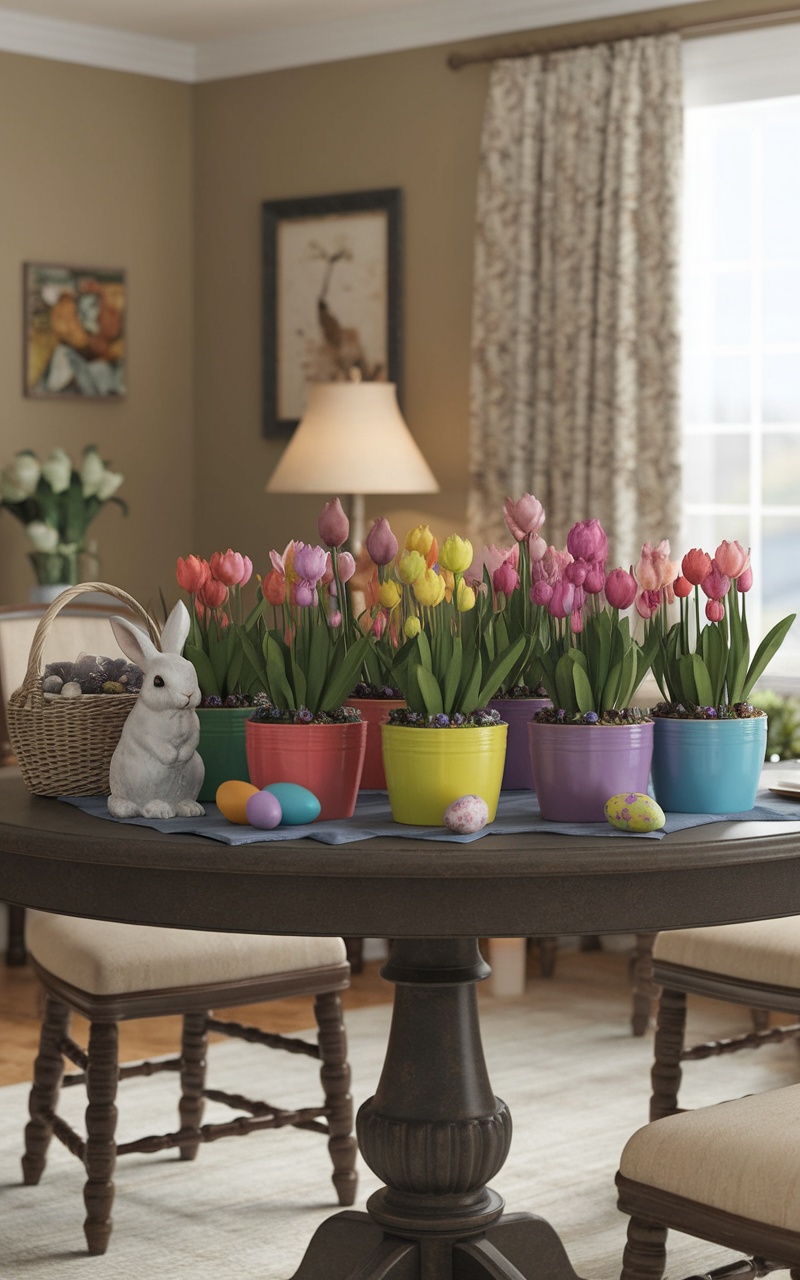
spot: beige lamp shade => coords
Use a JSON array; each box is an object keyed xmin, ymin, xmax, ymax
[{"xmin": 265, "ymin": 383, "xmax": 439, "ymax": 497}]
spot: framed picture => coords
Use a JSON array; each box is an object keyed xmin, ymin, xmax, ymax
[
  {"xmin": 262, "ymin": 188, "xmax": 402, "ymax": 437},
  {"xmin": 23, "ymin": 262, "xmax": 126, "ymax": 400}
]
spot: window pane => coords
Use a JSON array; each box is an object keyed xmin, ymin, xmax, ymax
[
  {"xmin": 763, "ymin": 122, "xmax": 800, "ymax": 259},
  {"xmin": 761, "ymin": 515, "xmax": 800, "ymax": 674},
  {"xmin": 681, "ymin": 512, "xmax": 751, "ymax": 556},
  {"xmin": 713, "ymin": 126, "xmax": 752, "ymax": 261},
  {"xmin": 763, "ymin": 433, "xmax": 800, "ymax": 504},
  {"xmin": 762, "ymin": 267, "xmax": 800, "ymax": 344},
  {"xmin": 714, "ymin": 271, "xmax": 751, "ymax": 345},
  {"xmin": 683, "ymin": 433, "xmax": 750, "ymax": 505},
  {"xmin": 762, "ymin": 353, "xmax": 800, "ymax": 423}
]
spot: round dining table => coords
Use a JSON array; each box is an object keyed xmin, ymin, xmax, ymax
[{"xmin": 3, "ymin": 769, "xmax": 800, "ymax": 1280}]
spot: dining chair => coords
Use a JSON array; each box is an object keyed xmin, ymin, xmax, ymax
[
  {"xmin": 647, "ymin": 918, "xmax": 800, "ymax": 1122},
  {"xmin": 22, "ymin": 909, "xmax": 357, "ymax": 1255},
  {"xmin": 616, "ymin": 1083, "xmax": 800, "ymax": 1280}
]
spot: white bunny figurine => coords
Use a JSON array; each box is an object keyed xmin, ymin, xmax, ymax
[{"xmin": 107, "ymin": 600, "xmax": 205, "ymax": 819}]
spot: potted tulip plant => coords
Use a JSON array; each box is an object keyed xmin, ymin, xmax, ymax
[
  {"xmin": 372, "ymin": 522, "xmax": 526, "ymax": 825},
  {"xmin": 640, "ymin": 539, "xmax": 796, "ymax": 813},
  {"xmin": 175, "ymin": 547, "xmax": 264, "ymax": 801},
  {"xmin": 470, "ymin": 494, "xmax": 552, "ymax": 790},
  {"xmin": 244, "ymin": 502, "xmax": 371, "ymax": 820},
  {"xmin": 527, "ymin": 519, "xmax": 657, "ymax": 822}
]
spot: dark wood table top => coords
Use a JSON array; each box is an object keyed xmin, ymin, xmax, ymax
[{"xmin": 2, "ymin": 772, "xmax": 800, "ymax": 940}]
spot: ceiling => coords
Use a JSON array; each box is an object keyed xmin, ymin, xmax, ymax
[{"xmin": 0, "ymin": 0, "xmax": 709, "ymax": 81}]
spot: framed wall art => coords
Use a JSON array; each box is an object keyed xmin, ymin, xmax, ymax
[
  {"xmin": 261, "ymin": 188, "xmax": 402, "ymax": 437},
  {"xmin": 23, "ymin": 262, "xmax": 126, "ymax": 400}
]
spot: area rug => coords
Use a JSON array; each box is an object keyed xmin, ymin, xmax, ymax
[{"xmin": 1, "ymin": 952, "xmax": 797, "ymax": 1279}]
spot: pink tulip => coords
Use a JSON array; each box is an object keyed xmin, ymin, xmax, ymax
[
  {"xmin": 365, "ymin": 518, "xmax": 398, "ymax": 566},
  {"xmin": 635, "ymin": 589, "xmax": 661, "ymax": 620},
  {"xmin": 737, "ymin": 566, "xmax": 753, "ymax": 592},
  {"xmin": 547, "ymin": 580, "xmax": 575, "ymax": 619},
  {"xmin": 584, "ymin": 564, "xmax": 606, "ymax": 594},
  {"xmin": 293, "ymin": 543, "xmax": 328, "ymax": 586},
  {"xmin": 529, "ymin": 534, "xmax": 547, "ymax": 562},
  {"xmin": 636, "ymin": 540, "xmax": 677, "ymax": 592},
  {"xmin": 532, "ymin": 545, "xmax": 573, "ymax": 587},
  {"xmin": 198, "ymin": 577, "xmax": 228, "ymax": 609},
  {"xmin": 337, "ymin": 551, "xmax": 356, "ymax": 583},
  {"xmin": 493, "ymin": 560, "xmax": 520, "ymax": 596},
  {"xmin": 701, "ymin": 563, "xmax": 731, "ymax": 601},
  {"xmin": 503, "ymin": 494, "xmax": 545, "ymax": 541},
  {"xmin": 566, "ymin": 518, "xmax": 608, "ymax": 566},
  {"xmin": 714, "ymin": 539, "xmax": 749, "ymax": 579},
  {"xmin": 571, "ymin": 610, "xmax": 584, "ymax": 634},
  {"xmin": 318, "ymin": 498, "xmax": 350, "ymax": 548},
  {"xmin": 706, "ymin": 599, "xmax": 725, "ymax": 622},
  {"xmin": 328, "ymin": 610, "xmax": 342, "ymax": 628},
  {"xmin": 209, "ymin": 548, "xmax": 252, "ymax": 587},
  {"xmin": 604, "ymin": 567, "xmax": 637, "ymax": 610},
  {"xmin": 176, "ymin": 554, "xmax": 210, "ymax": 594},
  {"xmin": 565, "ymin": 559, "xmax": 588, "ymax": 586},
  {"xmin": 372, "ymin": 611, "xmax": 387, "ymax": 638},
  {"xmin": 530, "ymin": 581, "xmax": 553, "ymax": 606},
  {"xmin": 673, "ymin": 575, "xmax": 692, "ymax": 598},
  {"xmin": 681, "ymin": 548, "xmax": 712, "ymax": 586}
]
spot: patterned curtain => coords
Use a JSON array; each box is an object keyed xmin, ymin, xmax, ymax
[{"xmin": 468, "ymin": 35, "xmax": 683, "ymax": 567}]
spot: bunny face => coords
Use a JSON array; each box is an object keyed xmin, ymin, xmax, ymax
[{"xmin": 136, "ymin": 650, "xmax": 201, "ymax": 714}]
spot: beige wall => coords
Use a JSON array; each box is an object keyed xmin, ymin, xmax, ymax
[
  {"xmin": 193, "ymin": 43, "xmax": 491, "ymax": 567},
  {"xmin": 0, "ymin": 52, "xmax": 193, "ymax": 613}
]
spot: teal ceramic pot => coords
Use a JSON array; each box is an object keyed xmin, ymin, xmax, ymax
[
  {"xmin": 489, "ymin": 697, "xmax": 550, "ymax": 790},
  {"xmin": 528, "ymin": 721, "xmax": 654, "ymax": 822},
  {"xmin": 196, "ymin": 707, "xmax": 252, "ymax": 803},
  {"xmin": 650, "ymin": 714, "xmax": 767, "ymax": 814}
]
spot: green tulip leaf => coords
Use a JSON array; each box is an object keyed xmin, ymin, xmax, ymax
[
  {"xmin": 742, "ymin": 613, "xmax": 797, "ymax": 700},
  {"xmin": 264, "ymin": 634, "xmax": 296, "ymax": 709},
  {"xmin": 443, "ymin": 638, "xmax": 463, "ymax": 715},
  {"xmin": 416, "ymin": 665, "xmax": 444, "ymax": 716},
  {"xmin": 184, "ymin": 643, "xmax": 219, "ymax": 698},
  {"xmin": 477, "ymin": 634, "xmax": 526, "ymax": 707}
]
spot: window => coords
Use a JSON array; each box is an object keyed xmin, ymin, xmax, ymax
[{"xmin": 681, "ymin": 95, "xmax": 800, "ymax": 686}]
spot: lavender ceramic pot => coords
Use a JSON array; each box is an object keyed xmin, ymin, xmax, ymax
[
  {"xmin": 528, "ymin": 720, "xmax": 654, "ymax": 822},
  {"xmin": 489, "ymin": 697, "xmax": 550, "ymax": 790}
]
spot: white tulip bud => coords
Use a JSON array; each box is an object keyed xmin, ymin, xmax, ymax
[
  {"xmin": 80, "ymin": 445, "xmax": 105, "ymax": 498},
  {"xmin": 1, "ymin": 450, "xmax": 40, "ymax": 501},
  {"xmin": 95, "ymin": 469, "xmax": 124, "ymax": 501},
  {"xmin": 25, "ymin": 520, "xmax": 60, "ymax": 552},
  {"xmin": 41, "ymin": 448, "xmax": 72, "ymax": 495}
]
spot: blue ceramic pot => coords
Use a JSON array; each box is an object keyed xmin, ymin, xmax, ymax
[{"xmin": 650, "ymin": 715, "xmax": 767, "ymax": 814}]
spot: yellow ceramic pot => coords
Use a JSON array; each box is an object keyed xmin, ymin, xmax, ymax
[{"xmin": 381, "ymin": 723, "xmax": 508, "ymax": 826}]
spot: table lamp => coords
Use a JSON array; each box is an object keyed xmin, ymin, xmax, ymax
[{"xmin": 265, "ymin": 382, "xmax": 439, "ymax": 553}]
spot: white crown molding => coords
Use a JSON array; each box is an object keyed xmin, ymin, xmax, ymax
[
  {"xmin": 0, "ymin": 0, "xmax": 691, "ymax": 84},
  {"xmin": 0, "ymin": 5, "xmax": 196, "ymax": 80}
]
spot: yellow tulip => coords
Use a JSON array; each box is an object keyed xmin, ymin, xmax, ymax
[
  {"xmin": 404, "ymin": 616, "xmax": 421, "ymax": 638},
  {"xmin": 457, "ymin": 579, "xmax": 476, "ymax": 612},
  {"xmin": 378, "ymin": 579, "xmax": 402, "ymax": 610},
  {"xmin": 404, "ymin": 524, "xmax": 438, "ymax": 567},
  {"xmin": 439, "ymin": 535, "xmax": 473, "ymax": 575},
  {"xmin": 398, "ymin": 550, "xmax": 426, "ymax": 584},
  {"xmin": 413, "ymin": 568, "xmax": 446, "ymax": 607}
]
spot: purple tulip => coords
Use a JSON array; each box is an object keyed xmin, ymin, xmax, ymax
[
  {"xmin": 530, "ymin": 580, "xmax": 553, "ymax": 606},
  {"xmin": 701, "ymin": 563, "xmax": 731, "ymax": 601},
  {"xmin": 547, "ymin": 580, "xmax": 575, "ymax": 619},
  {"xmin": 318, "ymin": 498, "xmax": 350, "ymax": 549},
  {"xmin": 293, "ymin": 542, "xmax": 328, "ymax": 585},
  {"xmin": 365, "ymin": 517, "xmax": 398, "ymax": 566},
  {"xmin": 566, "ymin": 518, "xmax": 608, "ymax": 566}
]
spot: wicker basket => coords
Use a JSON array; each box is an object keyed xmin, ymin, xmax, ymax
[{"xmin": 7, "ymin": 582, "xmax": 160, "ymax": 797}]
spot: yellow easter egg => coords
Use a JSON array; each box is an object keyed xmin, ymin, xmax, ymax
[
  {"xmin": 604, "ymin": 791, "xmax": 665, "ymax": 833},
  {"xmin": 216, "ymin": 779, "xmax": 259, "ymax": 825}
]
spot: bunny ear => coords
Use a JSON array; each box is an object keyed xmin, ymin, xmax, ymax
[
  {"xmin": 110, "ymin": 615, "xmax": 160, "ymax": 668},
  {"xmin": 159, "ymin": 599, "xmax": 191, "ymax": 655}
]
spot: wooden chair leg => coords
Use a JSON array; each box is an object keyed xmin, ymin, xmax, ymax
[
  {"xmin": 621, "ymin": 1215, "xmax": 668, "ymax": 1280},
  {"xmin": 6, "ymin": 904, "xmax": 27, "ymax": 966},
  {"xmin": 630, "ymin": 932, "xmax": 658, "ymax": 1037},
  {"xmin": 178, "ymin": 1011, "xmax": 208, "ymax": 1162},
  {"xmin": 750, "ymin": 1008, "xmax": 769, "ymax": 1032},
  {"xmin": 22, "ymin": 994, "xmax": 70, "ymax": 1185},
  {"xmin": 315, "ymin": 990, "xmax": 357, "ymax": 1207},
  {"xmin": 650, "ymin": 986, "xmax": 687, "ymax": 1122},
  {"xmin": 83, "ymin": 1020, "xmax": 119, "ymax": 1256}
]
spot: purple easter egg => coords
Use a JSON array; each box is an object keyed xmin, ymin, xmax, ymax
[{"xmin": 245, "ymin": 789, "xmax": 283, "ymax": 830}]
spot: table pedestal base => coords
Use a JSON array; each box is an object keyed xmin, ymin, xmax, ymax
[
  {"xmin": 291, "ymin": 1208, "xmax": 583, "ymax": 1279},
  {"xmin": 290, "ymin": 938, "xmax": 584, "ymax": 1280}
]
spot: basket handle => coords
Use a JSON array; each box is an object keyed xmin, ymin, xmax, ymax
[{"xmin": 10, "ymin": 581, "xmax": 161, "ymax": 705}]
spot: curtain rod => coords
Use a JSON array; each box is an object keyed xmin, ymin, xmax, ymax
[{"xmin": 447, "ymin": 0, "xmax": 800, "ymax": 68}]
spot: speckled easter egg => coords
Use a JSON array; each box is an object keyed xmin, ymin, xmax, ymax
[
  {"xmin": 245, "ymin": 789, "xmax": 283, "ymax": 830},
  {"xmin": 604, "ymin": 792, "xmax": 665, "ymax": 833},
  {"xmin": 443, "ymin": 794, "xmax": 490, "ymax": 834},
  {"xmin": 264, "ymin": 782, "xmax": 321, "ymax": 825},
  {"xmin": 216, "ymin": 780, "xmax": 259, "ymax": 825}
]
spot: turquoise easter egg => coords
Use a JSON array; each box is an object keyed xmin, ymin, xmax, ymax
[
  {"xmin": 604, "ymin": 791, "xmax": 665, "ymax": 833},
  {"xmin": 264, "ymin": 782, "xmax": 321, "ymax": 825},
  {"xmin": 245, "ymin": 789, "xmax": 283, "ymax": 830}
]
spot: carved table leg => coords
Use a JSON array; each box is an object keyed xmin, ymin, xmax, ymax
[
  {"xmin": 291, "ymin": 938, "xmax": 584, "ymax": 1280},
  {"xmin": 629, "ymin": 933, "xmax": 658, "ymax": 1037}
]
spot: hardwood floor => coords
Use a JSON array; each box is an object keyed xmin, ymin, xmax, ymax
[{"xmin": 0, "ymin": 955, "xmax": 395, "ymax": 1088}]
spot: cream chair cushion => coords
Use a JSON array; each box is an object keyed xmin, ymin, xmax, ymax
[
  {"xmin": 26, "ymin": 910, "xmax": 346, "ymax": 995},
  {"xmin": 654, "ymin": 917, "xmax": 800, "ymax": 988},
  {"xmin": 620, "ymin": 1084, "xmax": 800, "ymax": 1229}
]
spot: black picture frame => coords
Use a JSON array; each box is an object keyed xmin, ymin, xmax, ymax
[{"xmin": 261, "ymin": 187, "xmax": 403, "ymax": 438}]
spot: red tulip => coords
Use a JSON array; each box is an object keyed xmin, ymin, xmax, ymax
[
  {"xmin": 673, "ymin": 575, "xmax": 692, "ymax": 598},
  {"xmin": 198, "ymin": 577, "xmax": 228, "ymax": 609},
  {"xmin": 681, "ymin": 548, "xmax": 712, "ymax": 586},
  {"xmin": 262, "ymin": 568, "xmax": 286, "ymax": 606},
  {"xmin": 176, "ymin": 554, "xmax": 210, "ymax": 594}
]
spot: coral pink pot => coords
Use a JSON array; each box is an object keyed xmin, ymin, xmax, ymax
[
  {"xmin": 489, "ymin": 697, "xmax": 550, "ymax": 790},
  {"xmin": 344, "ymin": 698, "xmax": 405, "ymax": 790},
  {"xmin": 245, "ymin": 720, "xmax": 367, "ymax": 821},
  {"xmin": 528, "ymin": 720, "xmax": 654, "ymax": 822}
]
